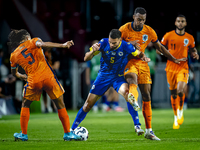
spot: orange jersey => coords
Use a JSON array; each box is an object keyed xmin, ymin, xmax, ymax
[
  {"xmin": 119, "ymin": 22, "xmax": 158, "ymax": 53},
  {"xmin": 10, "ymin": 38, "xmax": 54, "ymax": 83},
  {"xmin": 120, "ymin": 22, "xmax": 158, "ymax": 84},
  {"xmin": 161, "ymin": 30, "xmax": 195, "ymax": 73}
]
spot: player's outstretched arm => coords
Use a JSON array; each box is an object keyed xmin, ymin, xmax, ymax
[
  {"xmin": 154, "ymin": 41, "xmax": 187, "ymax": 64},
  {"xmin": 11, "ymin": 67, "xmax": 27, "ymax": 81},
  {"xmin": 36, "ymin": 39, "xmax": 74, "ymax": 49},
  {"xmin": 84, "ymin": 43, "xmax": 100, "ymax": 61}
]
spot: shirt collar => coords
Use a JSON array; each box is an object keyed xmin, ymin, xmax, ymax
[{"xmin": 131, "ymin": 21, "xmax": 143, "ymax": 31}]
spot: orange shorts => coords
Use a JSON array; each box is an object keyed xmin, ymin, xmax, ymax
[
  {"xmin": 22, "ymin": 76, "xmax": 65, "ymax": 101},
  {"xmin": 166, "ymin": 71, "xmax": 189, "ymax": 90},
  {"xmin": 124, "ymin": 59, "xmax": 152, "ymax": 84}
]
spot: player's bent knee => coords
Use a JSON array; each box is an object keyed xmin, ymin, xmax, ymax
[
  {"xmin": 83, "ymin": 103, "xmax": 92, "ymax": 112},
  {"xmin": 125, "ymin": 73, "xmax": 137, "ymax": 84},
  {"xmin": 22, "ymin": 98, "xmax": 33, "ymax": 108},
  {"xmin": 177, "ymin": 91, "xmax": 184, "ymax": 97},
  {"xmin": 172, "ymin": 94, "xmax": 177, "ymax": 99},
  {"xmin": 141, "ymin": 92, "xmax": 151, "ymax": 101}
]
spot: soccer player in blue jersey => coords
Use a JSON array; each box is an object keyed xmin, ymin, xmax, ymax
[{"xmin": 71, "ymin": 29, "xmax": 150, "ymax": 132}]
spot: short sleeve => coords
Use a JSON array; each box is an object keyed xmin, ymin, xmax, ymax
[
  {"xmin": 119, "ymin": 24, "xmax": 128, "ymax": 40},
  {"xmin": 123, "ymin": 41, "xmax": 139, "ymax": 57},
  {"xmin": 160, "ymin": 33, "xmax": 169, "ymax": 46},
  {"xmin": 10, "ymin": 54, "xmax": 18, "ymax": 69},
  {"xmin": 189, "ymin": 35, "xmax": 195, "ymax": 48},
  {"xmin": 89, "ymin": 39, "xmax": 106, "ymax": 56},
  {"xmin": 32, "ymin": 37, "xmax": 42, "ymax": 48},
  {"xmin": 150, "ymin": 28, "xmax": 158, "ymax": 43}
]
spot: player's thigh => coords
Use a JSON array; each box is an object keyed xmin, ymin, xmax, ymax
[
  {"xmin": 90, "ymin": 74, "xmax": 111, "ymax": 96},
  {"xmin": 124, "ymin": 60, "xmax": 138, "ymax": 84},
  {"xmin": 166, "ymin": 71, "xmax": 177, "ymax": 90},
  {"xmin": 177, "ymin": 72, "xmax": 189, "ymax": 93},
  {"xmin": 118, "ymin": 83, "xmax": 129, "ymax": 98},
  {"xmin": 83, "ymin": 93, "xmax": 101, "ymax": 112},
  {"xmin": 43, "ymin": 76, "xmax": 65, "ymax": 100},
  {"xmin": 137, "ymin": 64, "xmax": 152, "ymax": 84},
  {"xmin": 112, "ymin": 88, "xmax": 119, "ymax": 101},
  {"xmin": 138, "ymin": 84, "xmax": 151, "ymax": 101},
  {"xmin": 23, "ymin": 82, "xmax": 43, "ymax": 101}
]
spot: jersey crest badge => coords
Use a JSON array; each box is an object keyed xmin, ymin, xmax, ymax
[
  {"xmin": 184, "ymin": 39, "xmax": 189, "ymax": 46},
  {"xmin": 125, "ymin": 68, "xmax": 129, "ymax": 72},
  {"xmin": 142, "ymin": 34, "xmax": 148, "ymax": 43},
  {"xmin": 118, "ymin": 52, "xmax": 123, "ymax": 56}
]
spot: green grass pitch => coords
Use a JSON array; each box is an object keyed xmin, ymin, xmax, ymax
[{"xmin": 0, "ymin": 109, "xmax": 200, "ymax": 150}]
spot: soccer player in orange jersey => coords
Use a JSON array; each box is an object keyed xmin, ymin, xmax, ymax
[
  {"xmin": 158, "ymin": 15, "xmax": 199, "ymax": 129},
  {"xmin": 119, "ymin": 7, "xmax": 187, "ymax": 140},
  {"xmin": 9, "ymin": 29, "xmax": 81, "ymax": 141}
]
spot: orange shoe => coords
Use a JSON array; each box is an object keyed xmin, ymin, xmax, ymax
[
  {"xmin": 173, "ymin": 122, "xmax": 180, "ymax": 129},
  {"xmin": 177, "ymin": 115, "xmax": 184, "ymax": 125}
]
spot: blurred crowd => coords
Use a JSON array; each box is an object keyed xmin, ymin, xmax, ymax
[{"xmin": 0, "ymin": 0, "xmax": 200, "ymax": 114}]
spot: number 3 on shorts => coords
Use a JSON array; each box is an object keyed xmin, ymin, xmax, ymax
[{"xmin": 21, "ymin": 48, "xmax": 35, "ymax": 65}]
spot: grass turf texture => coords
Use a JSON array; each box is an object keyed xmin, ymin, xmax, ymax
[{"xmin": 0, "ymin": 109, "xmax": 200, "ymax": 150}]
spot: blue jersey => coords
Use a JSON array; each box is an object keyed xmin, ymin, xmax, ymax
[{"xmin": 96, "ymin": 38, "xmax": 137, "ymax": 76}]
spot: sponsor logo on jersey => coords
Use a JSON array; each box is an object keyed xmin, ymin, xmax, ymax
[{"xmin": 111, "ymin": 51, "xmax": 116, "ymax": 55}]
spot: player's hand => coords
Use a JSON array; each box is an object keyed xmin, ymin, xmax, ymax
[
  {"xmin": 19, "ymin": 74, "xmax": 28, "ymax": 81},
  {"xmin": 92, "ymin": 43, "xmax": 100, "ymax": 52},
  {"xmin": 138, "ymin": 52, "xmax": 151, "ymax": 63},
  {"xmin": 191, "ymin": 52, "xmax": 199, "ymax": 60},
  {"xmin": 142, "ymin": 57, "xmax": 151, "ymax": 63},
  {"xmin": 173, "ymin": 57, "xmax": 187, "ymax": 64},
  {"xmin": 63, "ymin": 40, "xmax": 74, "ymax": 49},
  {"xmin": 129, "ymin": 40, "xmax": 141, "ymax": 50}
]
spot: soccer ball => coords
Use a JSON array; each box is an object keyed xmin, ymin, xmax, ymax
[{"xmin": 74, "ymin": 127, "xmax": 89, "ymax": 141}]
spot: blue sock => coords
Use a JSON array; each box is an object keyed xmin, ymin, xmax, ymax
[
  {"xmin": 127, "ymin": 102, "xmax": 141, "ymax": 126},
  {"xmin": 94, "ymin": 102, "xmax": 98, "ymax": 106},
  {"xmin": 71, "ymin": 107, "xmax": 88, "ymax": 130}
]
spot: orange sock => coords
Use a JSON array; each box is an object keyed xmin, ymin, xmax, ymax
[
  {"xmin": 178, "ymin": 94, "xmax": 185, "ymax": 110},
  {"xmin": 20, "ymin": 107, "xmax": 30, "ymax": 134},
  {"xmin": 171, "ymin": 96, "xmax": 178, "ymax": 116},
  {"xmin": 129, "ymin": 84, "xmax": 139, "ymax": 101},
  {"xmin": 142, "ymin": 101, "xmax": 152, "ymax": 129},
  {"xmin": 58, "ymin": 108, "xmax": 70, "ymax": 133}
]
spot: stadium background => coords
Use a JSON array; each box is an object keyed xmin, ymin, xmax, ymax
[{"xmin": 0, "ymin": 0, "xmax": 200, "ymax": 114}]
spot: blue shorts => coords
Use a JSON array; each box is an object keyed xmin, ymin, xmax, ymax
[{"xmin": 90, "ymin": 74, "xmax": 127, "ymax": 96}]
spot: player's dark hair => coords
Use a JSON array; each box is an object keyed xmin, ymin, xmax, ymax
[
  {"xmin": 8, "ymin": 29, "xmax": 30, "ymax": 50},
  {"xmin": 134, "ymin": 7, "xmax": 146, "ymax": 15},
  {"xmin": 109, "ymin": 29, "xmax": 121, "ymax": 39},
  {"xmin": 177, "ymin": 14, "xmax": 186, "ymax": 20}
]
